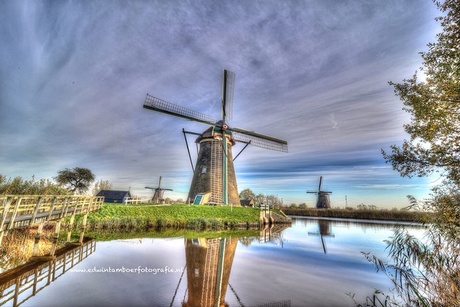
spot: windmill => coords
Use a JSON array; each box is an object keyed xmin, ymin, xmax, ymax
[
  {"xmin": 143, "ymin": 69, "xmax": 288, "ymax": 206},
  {"xmin": 307, "ymin": 176, "xmax": 332, "ymax": 209},
  {"xmin": 145, "ymin": 176, "xmax": 173, "ymax": 203}
]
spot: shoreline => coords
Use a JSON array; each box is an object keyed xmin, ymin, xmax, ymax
[{"xmin": 281, "ymin": 208, "xmax": 430, "ymax": 223}]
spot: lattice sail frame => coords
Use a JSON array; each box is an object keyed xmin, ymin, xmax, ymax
[
  {"xmin": 143, "ymin": 95, "xmax": 288, "ymax": 152},
  {"xmin": 143, "ymin": 69, "xmax": 288, "ymax": 205}
]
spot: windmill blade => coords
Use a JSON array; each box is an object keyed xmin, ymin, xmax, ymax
[
  {"xmin": 318, "ymin": 176, "xmax": 323, "ymax": 191},
  {"xmin": 158, "ymin": 176, "xmax": 162, "ymax": 188},
  {"xmin": 143, "ymin": 94, "xmax": 217, "ymax": 126},
  {"xmin": 231, "ymin": 127, "xmax": 288, "ymax": 152},
  {"xmin": 222, "ymin": 69, "xmax": 235, "ymax": 122}
]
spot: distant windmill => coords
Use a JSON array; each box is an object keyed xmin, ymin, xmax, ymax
[
  {"xmin": 145, "ymin": 176, "xmax": 173, "ymax": 203},
  {"xmin": 307, "ymin": 176, "xmax": 332, "ymax": 209},
  {"xmin": 143, "ymin": 69, "xmax": 288, "ymax": 206}
]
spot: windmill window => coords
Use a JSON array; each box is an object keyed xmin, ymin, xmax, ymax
[
  {"xmin": 201, "ymin": 167, "xmax": 207, "ymax": 174},
  {"xmin": 194, "ymin": 268, "xmax": 200, "ymax": 277}
]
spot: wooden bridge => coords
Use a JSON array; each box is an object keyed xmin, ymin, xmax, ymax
[
  {"xmin": 0, "ymin": 195, "xmax": 104, "ymax": 244},
  {"xmin": 0, "ymin": 237, "xmax": 96, "ymax": 306}
]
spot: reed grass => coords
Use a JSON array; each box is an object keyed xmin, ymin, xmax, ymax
[
  {"xmin": 0, "ymin": 225, "xmax": 63, "ymax": 273},
  {"xmin": 282, "ymin": 208, "xmax": 431, "ymax": 222}
]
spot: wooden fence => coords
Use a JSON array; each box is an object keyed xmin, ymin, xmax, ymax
[
  {"xmin": 0, "ymin": 195, "xmax": 104, "ymax": 243},
  {"xmin": 0, "ymin": 238, "xmax": 96, "ymax": 307}
]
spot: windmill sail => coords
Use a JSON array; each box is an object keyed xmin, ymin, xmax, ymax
[
  {"xmin": 143, "ymin": 94, "xmax": 217, "ymax": 126},
  {"xmin": 222, "ymin": 70, "xmax": 235, "ymax": 122},
  {"xmin": 232, "ymin": 128, "xmax": 288, "ymax": 152},
  {"xmin": 143, "ymin": 69, "xmax": 288, "ymax": 206}
]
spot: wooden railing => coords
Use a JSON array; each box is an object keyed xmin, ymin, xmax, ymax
[
  {"xmin": 0, "ymin": 195, "xmax": 104, "ymax": 232},
  {"xmin": 0, "ymin": 238, "xmax": 96, "ymax": 307}
]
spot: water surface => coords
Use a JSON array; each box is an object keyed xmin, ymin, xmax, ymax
[{"xmin": 9, "ymin": 217, "xmax": 425, "ymax": 307}]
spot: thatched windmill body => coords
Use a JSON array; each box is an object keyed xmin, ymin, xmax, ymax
[
  {"xmin": 145, "ymin": 176, "xmax": 173, "ymax": 203},
  {"xmin": 307, "ymin": 176, "xmax": 332, "ymax": 209},
  {"xmin": 143, "ymin": 69, "xmax": 287, "ymax": 206}
]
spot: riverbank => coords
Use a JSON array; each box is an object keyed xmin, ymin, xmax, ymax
[
  {"xmin": 282, "ymin": 208, "xmax": 431, "ymax": 223},
  {"xmin": 70, "ymin": 204, "xmax": 265, "ymax": 230},
  {"xmin": 67, "ymin": 204, "xmax": 429, "ymax": 232}
]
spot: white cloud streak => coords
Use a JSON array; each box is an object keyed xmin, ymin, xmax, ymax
[{"xmin": 0, "ymin": 0, "xmax": 439, "ymax": 206}]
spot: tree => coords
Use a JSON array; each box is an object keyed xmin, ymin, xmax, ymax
[
  {"xmin": 55, "ymin": 167, "xmax": 95, "ymax": 194},
  {"xmin": 368, "ymin": 2, "xmax": 460, "ymax": 305},
  {"xmin": 92, "ymin": 179, "xmax": 113, "ymax": 195},
  {"xmin": 255, "ymin": 193, "xmax": 265, "ymax": 206},
  {"xmin": 239, "ymin": 188, "xmax": 256, "ymax": 201},
  {"xmin": 382, "ymin": 0, "xmax": 460, "ymax": 185}
]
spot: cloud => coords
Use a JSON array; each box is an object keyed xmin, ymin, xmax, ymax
[{"xmin": 0, "ymin": 0, "xmax": 439, "ymax": 205}]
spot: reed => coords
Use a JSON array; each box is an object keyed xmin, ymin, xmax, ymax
[
  {"xmin": 0, "ymin": 225, "xmax": 63, "ymax": 273},
  {"xmin": 282, "ymin": 208, "xmax": 431, "ymax": 222}
]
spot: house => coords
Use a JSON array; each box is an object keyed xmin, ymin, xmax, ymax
[
  {"xmin": 96, "ymin": 190, "xmax": 131, "ymax": 203},
  {"xmin": 240, "ymin": 199, "xmax": 255, "ymax": 207}
]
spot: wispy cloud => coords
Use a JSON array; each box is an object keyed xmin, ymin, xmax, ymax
[{"xmin": 0, "ymin": 0, "xmax": 439, "ymax": 206}]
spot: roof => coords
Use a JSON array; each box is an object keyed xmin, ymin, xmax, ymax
[
  {"xmin": 96, "ymin": 190, "xmax": 131, "ymax": 202},
  {"xmin": 240, "ymin": 199, "xmax": 254, "ymax": 206}
]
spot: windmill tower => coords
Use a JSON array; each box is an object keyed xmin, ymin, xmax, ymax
[
  {"xmin": 307, "ymin": 176, "xmax": 332, "ymax": 209},
  {"xmin": 145, "ymin": 176, "xmax": 173, "ymax": 203},
  {"xmin": 143, "ymin": 69, "xmax": 288, "ymax": 206}
]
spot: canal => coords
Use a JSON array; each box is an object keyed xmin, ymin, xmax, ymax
[{"xmin": 2, "ymin": 217, "xmax": 426, "ymax": 307}]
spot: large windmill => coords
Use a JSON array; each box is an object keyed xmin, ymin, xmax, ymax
[
  {"xmin": 145, "ymin": 176, "xmax": 173, "ymax": 203},
  {"xmin": 307, "ymin": 176, "xmax": 332, "ymax": 209},
  {"xmin": 143, "ymin": 69, "xmax": 288, "ymax": 206}
]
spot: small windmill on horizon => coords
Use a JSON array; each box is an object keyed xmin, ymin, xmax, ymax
[
  {"xmin": 307, "ymin": 176, "xmax": 332, "ymax": 209},
  {"xmin": 145, "ymin": 176, "xmax": 173, "ymax": 203},
  {"xmin": 142, "ymin": 69, "xmax": 288, "ymax": 206}
]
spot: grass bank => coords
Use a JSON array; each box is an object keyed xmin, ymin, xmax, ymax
[
  {"xmin": 69, "ymin": 203, "xmax": 261, "ymax": 231},
  {"xmin": 69, "ymin": 228, "xmax": 260, "ymax": 242},
  {"xmin": 282, "ymin": 208, "xmax": 431, "ymax": 222}
]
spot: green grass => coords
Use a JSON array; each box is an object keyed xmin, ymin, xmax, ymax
[
  {"xmin": 69, "ymin": 203, "xmax": 261, "ymax": 231},
  {"xmin": 66, "ymin": 228, "xmax": 260, "ymax": 242}
]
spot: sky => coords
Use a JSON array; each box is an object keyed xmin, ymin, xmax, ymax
[{"xmin": 0, "ymin": 0, "xmax": 442, "ymax": 208}]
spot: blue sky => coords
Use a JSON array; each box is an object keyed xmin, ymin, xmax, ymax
[{"xmin": 0, "ymin": 0, "xmax": 441, "ymax": 207}]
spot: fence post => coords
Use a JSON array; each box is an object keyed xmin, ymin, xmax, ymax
[
  {"xmin": 0, "ymin": 196, "xmax": 13, "ymax": 245},
  {"xmin": 31, "ymin": 222, "xmax": 44, "ymax": 257},
  {"xmin": 46, "ymin": 197, "xmax": 57, "ymax": 221},
  {"xmin": 7, "ymin": 197, "xmax": 23, "ymax": 230},
  {"xmin": 30, "ymin": 196, "xmax": 42, "ymax": 224},
  {"xmin": 60, "ymin": 196, "xmax": 70, "ymax": 219},
  {"xmin": 50, "ymin": 220, "xmax": 61, "ymax": 256},
  {"xmin": 79, "ymin": 213, "xmax": 88, "ymax": 244}
]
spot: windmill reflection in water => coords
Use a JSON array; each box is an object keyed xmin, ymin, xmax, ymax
[
  {"xmin": 308, "ymin": 220, "xmax": 335, "ymax": 254},
  {"xmin": 173, "ymin": 228, "xmax": 291, "ymax": 307}
]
